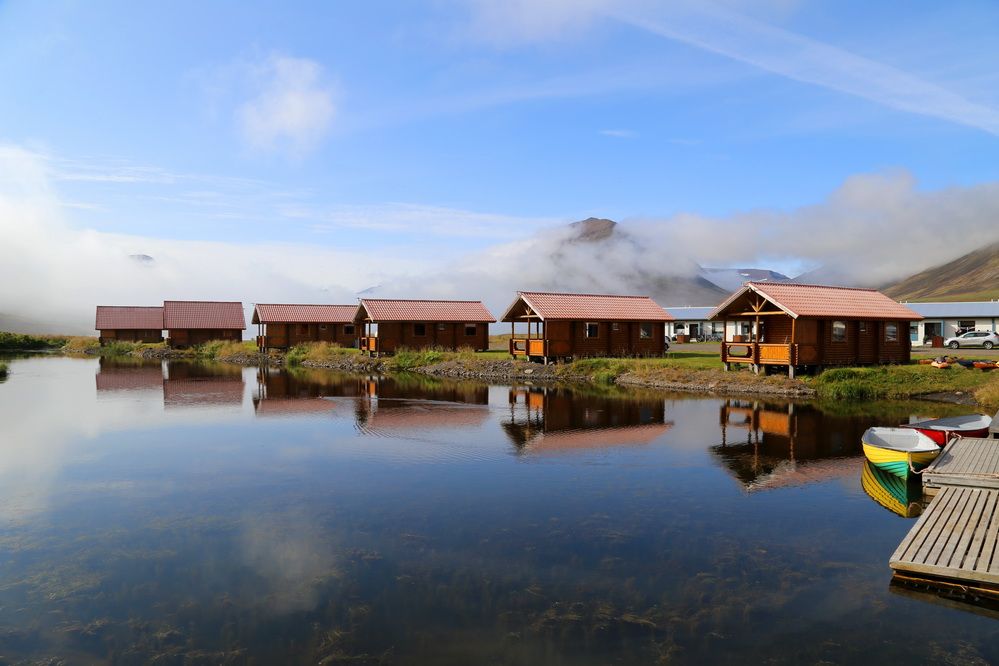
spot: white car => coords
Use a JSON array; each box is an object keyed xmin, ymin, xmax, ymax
[{"xmin": 946, "ymin": 331, "xmax": 999, "ymax": 349}]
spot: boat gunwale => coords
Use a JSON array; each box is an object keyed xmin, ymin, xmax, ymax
[{"xmin": 862, "ymin": 427, "xmax": 940, "ymax": 454}]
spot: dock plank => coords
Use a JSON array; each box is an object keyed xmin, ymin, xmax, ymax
[
  {"xmin": 892, "ymin": 486, "xmax": 999, "ymax": 587},
  {"xmin": 924, "ymin": 437, "xmax": 999, "ymax": 490}
]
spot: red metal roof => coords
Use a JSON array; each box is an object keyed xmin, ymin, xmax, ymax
[
  {"xmin": 95, "ymin": 306, "xmax": 163, "ymax": 330},
  {"xmin": 357, "ymin": 299, "xmax": 495, "ymax": 322},
  {"xmin": 163, "ymin": 301, "xmax": 246, "ymax": 329},
  {"xmin": 252, "ymin": 304, "xmax": 356, "ymax": 324},
  {"xmin": 710, "ymin": 282, "xmax": 922, "ymax": 320},
  {"xmin": 501, "ymin": 292, "xmax": 673, "ymax": 322}
]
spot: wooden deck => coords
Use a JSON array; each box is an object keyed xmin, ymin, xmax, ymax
[
  {"xmin": 923, "ymin": 437, "xmax": 999, "ymax": 491},
  {"xmin": 890, "ymin": 486, "xmax": 999, "ymax": 587}
]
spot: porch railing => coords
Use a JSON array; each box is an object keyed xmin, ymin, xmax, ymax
[
  {"xmin": 509, "ymin": 338, "xmax": 547, "ymax": 357},
  {"xmin": 722, "ymin": 342, "xmax": 794, "ymax": 365}
]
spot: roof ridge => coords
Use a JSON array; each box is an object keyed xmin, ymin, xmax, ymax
[
  {"xmin": 256, "ymin": 303, "xmax": 355, "ymax": 306},
  {"xmin": 164, "ymin": 300, "xmax": 243, "ymax": 304},
  {"xmin": 751, "ymin": 281, "xmax": 878, "ymax": 292},
  {"xmin": 519, "ymin": 291, "xmax": 655, "ymax": 299},
  {"xmin": 360, "ymin": 298, "xmax": 485, "ymax": 303},
  {"xmin": 96, "ymin": 305, "xmax": 162, "ymax": 308}
]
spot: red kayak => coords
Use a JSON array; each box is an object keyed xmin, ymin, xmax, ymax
[{"xmin": 901, "ymin": 414, "xmax": 993, "ymax": 445}]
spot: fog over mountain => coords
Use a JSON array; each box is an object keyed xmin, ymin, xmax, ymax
[{"xmin": 3, "ymin": 145, "xmax": 999, "ymax": 334}]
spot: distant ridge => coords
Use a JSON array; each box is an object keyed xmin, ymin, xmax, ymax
[
  {"xmin": 884, "ymin": 241, "xmax": 999, "ymax": 302},
  {"xmin": 700, "ymin": 267, "xmax": 791, "ymax": 292}
]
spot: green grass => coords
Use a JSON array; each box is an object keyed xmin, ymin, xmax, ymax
[
  {"xmin": 286, "ymin": 342, "xmax": 360, "ymax": 366},
  {"xmin": 192, "ymin": 340, "xmax": 258, "ymax": 360},
  {"xmin": 0, "ymin": 331, "xmax": 67, "ymax": 351},
  {"xmin": 812, "ymin": 364, "xmax": 998, "ymax": 402},
  {"xmin": 0, "ymin": 362, "xmax": 8, "ymax": 379}
]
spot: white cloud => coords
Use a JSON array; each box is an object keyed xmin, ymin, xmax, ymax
[
  {"xmin": 456, "ymin": 0, "xmax": 999, "ymax": 136},
  {"xmin": 599, "ymin": 129, "xmax": 637, "ymax": 138},
  {"xmin": 281, "ymin": 202, "xmax": 562, "ymax": 239},
  {"xmin": 5, "ymin": 144, "xmax": 999, "ymax": 335},
  {"xmin": 618, "ymin": 3, "xmax": 999, "ymax": 136},
  {"xmin": 237, "ymin": 54, "xmax": 336, "ymax": 157}
]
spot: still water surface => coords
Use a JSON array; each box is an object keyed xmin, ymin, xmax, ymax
[{"xmin": 1, "ymin": 355, "xmax": 998, "ymax": 663}]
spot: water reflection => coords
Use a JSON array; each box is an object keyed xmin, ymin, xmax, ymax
[
  {"xmin": 502, "ymin": 385, "xmax": 673, "ymax": 453},
  {"xmin": 95, "ymin": 356, "xmax": 164, "ymax": 393},
  {"xmin": 1, "ymin": 356, "xmax": 996, "ymax": 664},
  {"xmin": 713, "ymin": 399, "xmax": 886, "ymax": 492},
  {"xmin": 861, "ymin": 460, "xmax": 924, "ymax": 518}
]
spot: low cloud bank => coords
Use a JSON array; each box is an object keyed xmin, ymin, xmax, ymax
[{"xmin": 2, "ymin": 145, "xmax": 998, "ymax": 334}]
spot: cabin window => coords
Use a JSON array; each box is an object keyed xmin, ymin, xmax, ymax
[
  {"xmin": 885, "ymin": 322, "xmax": 898, "ymax": 342},
  {"xmin": 831, "ymin": 321, "xmax": 847, "ymax": 342},
  {"xmin": 585, "ymin": 322, "xmax": 599, "ymax": 338},
  {"xmin": 611, "ymin": 323, "xmax": 620, "ymax": 332},
  {"xmin": 958, "ymin": 320, "xmax": 976, "ymax": 332},
  {"xmin": 859, "ymin": 322, "xmax": 867, "ymax": 333},
  {"xmin": 464, "ymin": 324, "xmax": 477, "ymax": 336},
  {"xmin": 639, "ymin": 323, "xmax": 653, "ymax": 339},
  {"xmin": 438, "ymin": 322, "xmax": 447, "ymax": 331},
  {"xmin": 413, "ymin": 323, "xmax": 427, "ymax": 337},
  {"xmin": 319, "ymin": 324, "xmax": 327, "ymax": 330},
  {"xmin": 343, "ymin": 324, "xmax": 355, "ymax": 336}
]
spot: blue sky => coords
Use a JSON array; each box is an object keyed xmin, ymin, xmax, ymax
[{"xmin": 2, "ymin": 1, "xmax": 999, "ymax": 329}]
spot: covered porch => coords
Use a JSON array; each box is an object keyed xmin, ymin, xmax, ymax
[{"xmin": 713, "ymin": 299, "xmax": 818, "ymax": 378}]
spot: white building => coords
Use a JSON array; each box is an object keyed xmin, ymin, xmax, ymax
[
  {"xmin": 663, "ymin": 307, "xmax": 725, "ymax": 341},
  {"xmin": 904, "ymin": 301, "xmax": 999, "ymax": 345}
]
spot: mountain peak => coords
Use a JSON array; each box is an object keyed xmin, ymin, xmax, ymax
[{"xmin": 568, "ymin": 217, "xmax": 617, "ymax": 242}]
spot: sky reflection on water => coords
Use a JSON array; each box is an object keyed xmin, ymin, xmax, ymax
[{"xmin": 1, "ymin": 355, "xmax": 998, "ymax": 664}]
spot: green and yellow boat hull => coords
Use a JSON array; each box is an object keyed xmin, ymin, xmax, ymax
[{"xmin": 862, "ymin": 442, "xmax": 938, "ymax": 479}]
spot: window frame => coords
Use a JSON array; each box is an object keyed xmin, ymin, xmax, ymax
[
  {"xmin": 343, "ymin": 324, "xmax": 355, "ymax": 336},
  {"xmin": 831, "ymin": 320, "xmax": 847, "ymax": 343},
  {"xmin": 639, "ymin": 323, "xmax": 653, "ymax": 339},
  {"xmin": 885, "ymin": 322, "xmax": 898, "ymax": 342},
  {"xmin": 584, "ymin": 322, "xmax": 599, "ymax": 339},
  {"xmin": 413, "ymin": 323, "xmax": 427, "ymax": 337},
  {"xmin": 464, "ymin": 323, "xmax": 477, "ymax": 337}
]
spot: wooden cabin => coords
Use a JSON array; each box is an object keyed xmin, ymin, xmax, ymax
[
  {"xmin": 163, "ymin": 300, "xmax": 246, "ymax": 348},
  {"xmin": 252, "ymin": 304, "xmax": 357, "ymax": 351},
  {"xmin": 709, "ymin": 282, "xmax": 922, "ymax": 377},
  {"xmin": 501, "ymin": 291, "xmax": 673, "ymax": 362},
  {"xmin": 354, "ymin": 299, "xmax": 495, "ymax": 355},
  {"xmin": 95, "ymin": 306, "xmax": 164, "ymax": 344}
]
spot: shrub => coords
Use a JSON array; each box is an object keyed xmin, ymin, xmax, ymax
[
  {"xmin": 391, "ymin": 348, "xmax": 444, "ymax": 370},
  {"xmin": 62, "ymin": 336, "xmax": 102, "ymax": 353},
  {"xmin": 0, "ymin": 332, "xmax": 66, "ymax": 351},
  {"xmin": 0, "ymin": 362, "xmax": 8, "ymax": 379},
  {"xmin": 286, "ymin": 342, "xmax": 356, "ymax": 366},
  {"xmin": 203, "ymin": 340, "xmax": 256, "ymax": 360}
]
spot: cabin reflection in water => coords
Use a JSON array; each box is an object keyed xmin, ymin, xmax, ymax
[
  {"xmin": 502, "ymin": 386, "xmax": 672, "ymax": 453},
  {"xmin": 162, "ymin": 362, "xmax": 245, "ymax": 408},
  {"xmin": 95, "ymin": 357, "xmax": 165, "ymax": 393},
  {"xmin": 96, "ymin": 358, "xmax": 245, "ymax": 409},
  {"xmin": 253, "ymin": 368, "xmax": 490, "ymax": 430},
  {"xmin": 713, "ymin": 399, "xmax": 870, "ymax": 492}
]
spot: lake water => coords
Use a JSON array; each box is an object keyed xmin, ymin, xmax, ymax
[{"xmin": 1, "ymin": 355, "xmax": 998, "ymax": 663}]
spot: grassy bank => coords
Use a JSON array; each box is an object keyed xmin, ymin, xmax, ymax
[
  {"xmin": 0, "ymin": 362, "xmax": 8, "ymax": 379},
  {"xmin": 812, "ymin": 365, "xmax": 999, "ymax": 409},
  {"xmin": 0, "ymin": 331, "xmax": 67, "ymax": 351}
]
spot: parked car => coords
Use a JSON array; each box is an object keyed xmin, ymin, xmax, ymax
[{"xmin": 945, "ymin": 331, "xmax": 999, "ymax": 349}]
